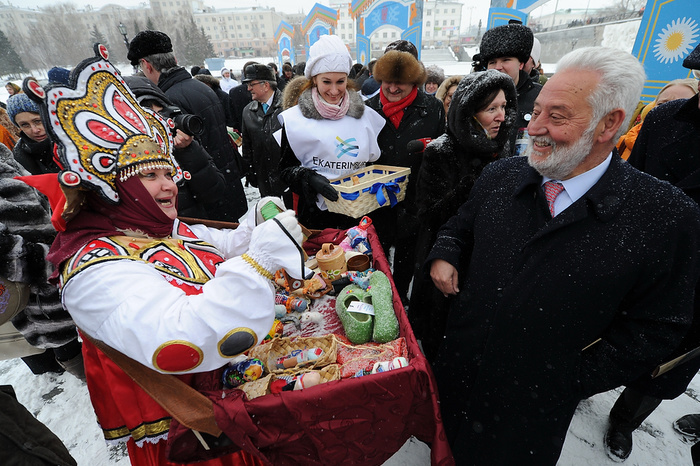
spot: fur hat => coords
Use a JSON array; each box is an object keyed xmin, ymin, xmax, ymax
[
  {"xmin": 6, "ymin": 93, "xmax": 40, "ymax": 126},
  {"xmin": 479, "ymin": 24, "xmax": 534, "ymax": 64},
  {"xmin": 282, "ymin": 76, "xmax": 309, "ymax": 110},
  {"xmin": 384, "ymin": 40, "xmax": 418, "ymax": 59},
  {"xmin": 127, "ymin": 30, "xmax": 173, "ymax": 66},
  {"xmin": 305, "ymin": 35, "xmax": 352, "ymax": 79},
  {"xmin": 683, "ymin": 42, "xmax": 700, "ymax": 70},
  {"xmin": 373, "ymin": 50, "xmax": 427, "ymax": 87},
  {"xmin": 243, "ymin": 64, "xmax": 276, "ymax": 83}
]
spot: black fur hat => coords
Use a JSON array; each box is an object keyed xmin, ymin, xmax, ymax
[
  {"xmin": 127, "ymin": 30, "xmax": 173, "ymax": 66},
  {"xmin": 479, "ymin": 24, "xmax": 534, "ymax": 64},
  {"xmin": 683, "ymin": 43, "xmax": 700, "ymax": 70},
  {"xmin": 242, "ymin": 64, "xmax": 276, "ymax": 83},
  {"xmin": 373, "ymin": 50, "xmax": 427, "ymax": 87},
  {"xmin": 384, "ymin": 40, "xmax": 418, "ymax": 59}
]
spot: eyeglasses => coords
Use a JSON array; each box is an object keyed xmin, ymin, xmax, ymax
[{"xmin": 246, "ymin": 81, "xmax": 265, "ymax": 88}]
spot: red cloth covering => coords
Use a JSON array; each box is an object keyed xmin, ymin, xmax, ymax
[
  {"xmin": 379, "ymin": 86, "xmax": 418, "ymax": 128},
  {"xmin": 167, "ymin": 224, "xmax": 453, "ymax": 465}
]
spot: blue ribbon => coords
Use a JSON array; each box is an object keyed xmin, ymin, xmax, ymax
[{"xmin": 369, "ymin": 182, "xmax": 401, "ymax": 207}]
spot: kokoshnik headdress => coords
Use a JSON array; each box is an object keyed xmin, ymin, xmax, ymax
[{"xmin": 23, "ymin": 44, "xmax": 183, "ymax": 207}]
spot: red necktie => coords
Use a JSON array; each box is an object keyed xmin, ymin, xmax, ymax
[{"xmin": 544, "ymin": 181, "xmax": 564, "ymax": 217}]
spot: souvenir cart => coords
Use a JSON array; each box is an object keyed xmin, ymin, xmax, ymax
[{"xmin": 162, "ymin": 217, "xmax": 452, "ymax": 465}]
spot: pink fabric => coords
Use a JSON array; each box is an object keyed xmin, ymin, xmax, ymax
[
  {"xmin": 544, "ymin": 181, "xmax": 564, "ymax": 217},
  {"xmin": 311, "ymin": 87, "xmax": 350, "ymax": 120}
]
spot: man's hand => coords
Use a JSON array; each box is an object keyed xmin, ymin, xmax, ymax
[
  {"xmin": 430, "ymin": 259, "xmax": 460, "ymax": 297},
  {"xmin": 173, "ymin": 129, "xmax": 193, "ymax": 149}
]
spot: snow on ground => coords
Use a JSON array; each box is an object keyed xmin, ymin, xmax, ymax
[{"xmin": 2, "ymin": 339, "xmax": 700, "ymax": 465}]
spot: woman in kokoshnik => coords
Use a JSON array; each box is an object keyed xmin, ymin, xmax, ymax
[
  {"xmin": 277, "ymin": 34, "xmax": 386, "ymax": 230},
  {"xmin": 20, "ymin": 46, "xmax": 308, "ymax": 466}
]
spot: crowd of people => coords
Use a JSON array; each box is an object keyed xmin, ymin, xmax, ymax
[{"xmin": 2, "ymin": 20, "xmax": 700, "ymax": 466}]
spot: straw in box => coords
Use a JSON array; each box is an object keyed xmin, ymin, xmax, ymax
[{"xmin": 326, "ymin": 165, "xmax": 411, "ymax": 218}]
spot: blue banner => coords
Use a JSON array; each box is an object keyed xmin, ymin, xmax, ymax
[
  {"xmin": 632, "ymin": 0, "xmax": 699, "ymax": 102},
  {"xmin": 487, "ymin": 7, "xmax": 528, "ymax": 29}
]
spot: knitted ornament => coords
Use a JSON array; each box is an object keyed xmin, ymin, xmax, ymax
[
  {"xmin": 6, "ymin": 94, "xmax": 40, "ymax": 126},
  {"xmin": 23, "ymin": 44, "xmax": 182, "ymax": 204},
  {"xmin": 127, "ymin": 30, "xmax": 173, "ymax": 66},
  {"xmin": 367, "ymin": 271, "xmax": 399, "ymax": 344},
  {"xmin": 479, "ymin": 23, "xmax": 534, "ymax": 64},
  {"xmin": 305, "ymin": 35, "xmax": 353, "ymax": 79}
]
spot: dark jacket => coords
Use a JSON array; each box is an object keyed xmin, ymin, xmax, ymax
[
  {"xmin": 510, "ymin": 69, "xmax": 542, "ymax": 156},
  {"xmin": 228, "ymin": 84, "xmax": 252, "ymax": 132},
  {"xmin": 0, "ymin": 385, "xmax": 76, "ymax": 465},
  {"xmin": 626, "ymin": 94, "xmax": 700, "ymax": 398},
  {"xmin": 427, "ymin": 155, "xmax": 700, "ymax": 464},
  {"xmin": 158, "ymin": 67, "xmax": 244, "ymax": 183},
  {"xmin": 0, "ymin": 145, "xmax": 76, "ymax": 350},
  {"xmin": 409, "ymin": 71, "xmax": 517, "ymax": 360},
  {"xmin": 12, "ymin": 133, "xmax": 60, "ymax": 175},
  {"xmin": 365, "ymin": 88, "xmax": 445, "ymax": 301},
  {"xmin": 241, "ymin": 89, "xmax": 285, "ymax": 197}
]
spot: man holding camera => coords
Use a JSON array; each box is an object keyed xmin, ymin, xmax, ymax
[{"xmin": 127, "ymin": 30, "xmax": 247, "ymax": 221}]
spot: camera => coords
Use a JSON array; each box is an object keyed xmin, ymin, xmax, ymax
[{"xmin": 158, "ymin": 105, "xmax": 204, "ymax": 137}]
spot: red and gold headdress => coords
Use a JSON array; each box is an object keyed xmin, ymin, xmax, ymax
[{"xmin": 23, "ymin": 44, "xmax": 183, "ymax": 205}]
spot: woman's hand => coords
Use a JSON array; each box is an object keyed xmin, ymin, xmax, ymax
[{"xmin": 430, "ymin": 259, "xmax": 460, "ymax": 297}]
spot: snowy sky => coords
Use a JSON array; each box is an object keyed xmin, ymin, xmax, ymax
[{"xmin": 14, "ymin": 0, "xmax": 627, "ymax": 31}]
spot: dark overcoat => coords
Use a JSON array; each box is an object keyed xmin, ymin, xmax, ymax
[
  {"xmin": 409, "ymin": 70, "xmax": 517, "ymax": 360},
  {"xmin": 241, "ymin": 89, "xmax": 285, "ymax": 198},
  {"xmin": 626, "ymin": 94, "xmax": 700, "ymax": 398},
  {"xmin": 427, "ymin": 155, "xmax": 700, "ymax": 465},
  {"xmin": 159, "ymin": 68, "xmax": 247, "ymax": 220}
]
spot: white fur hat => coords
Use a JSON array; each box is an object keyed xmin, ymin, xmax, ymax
[
  {"xmin": 305, "ymin": 35, "xmax": 353, "ymax": 79},
  {"xmin": 530, "ymin": 37, "xmax": 542, "ymax": 65}
]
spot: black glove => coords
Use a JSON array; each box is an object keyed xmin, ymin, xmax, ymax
[
  {"xmin": 245, "ymin": 171, "xmax": 258, "ymax": 188},
  {"xmin": 307, "ymin": 170, "xmax": 339, "ymax": 202}
]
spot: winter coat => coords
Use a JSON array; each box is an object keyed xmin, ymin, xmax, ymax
[
  {"xmin": 0, "ymin": 145, "xmax": 76, "ymax": 350},
  {"xmin": 509, "ymin": 69, "xmax": 542, "ymax": 156},
  {"xmin": 219, "ymin": 68, "xmax": 238, "ymax": 94},
  {"xmin": 0, "ymin": 385, "xmax": 76, "ymax": 465},
  {"xmin": 174, "ymin": 139, "xmax": 238, "ymax": 222},
  {"xmin": 12, "ymin": 132, "xmax": 60, "ymax": 175},
  {"xmin": 409, "ymin": 71, "xmax": 517, "ymax": 361},
  {"xmin": 158, "ymin": 67, "xmax": 245, "ymax": 191},
  {"xmin": 241, "ymin": 89, "xmax": 285, "ymax": 197},
  {"xmin": 365, "ymin": 88, "xmax": 445, "ymax": 301},
  {"xmin": 625, "ymin": 94, "xmax": 700, "ymax": 399},
  {"xmin": 228, "ymin": 84, "xmax": 252, "ymax": 131},
  {"xmin": 426, "ymin": 155, "xmax": 700, "ymax": 465}
]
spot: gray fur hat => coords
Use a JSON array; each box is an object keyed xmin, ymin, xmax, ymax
[{"xmin": 479, "ymin": 24, "xmax": 534, "ymax": 64}]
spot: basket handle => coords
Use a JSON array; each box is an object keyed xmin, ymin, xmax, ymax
[{"xmin": 321, "ymin": 243, "xmax": 334, "ymax": 256}]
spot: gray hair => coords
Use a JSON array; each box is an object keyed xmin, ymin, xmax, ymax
[
  {"xmin": 556, "ymin": 47, "xmax": 646, "ymax": 139},
  {"xmin": 143, "ymin": 52, "xmax": 178, "ymax": 74}
]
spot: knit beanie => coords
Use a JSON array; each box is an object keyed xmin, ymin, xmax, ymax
[
  {"xmin": 479, "ymin": 24, "xmax": 534, "ymax": 64},
  {"xmin": 6, "ymin": 93, "xmax": 40, "ymax": 126},
  {"xmin": 305, "ymin": 35, "xmax": 352, "ymax": 79},
  {"xmin": 530, "ymin": 37, "xmax": 542, "ymax": 65},
  {"xmin": 48, "ymin": 67, "xmax": 71, "ymax": 85}
]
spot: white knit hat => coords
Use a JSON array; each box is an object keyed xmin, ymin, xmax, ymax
[
  {"xmin": 305, "ymin": 35, "xmax": 353, "ymax": 79},
  {"xmin": 530, "ymin": 37, "xmax": 542, "ymax": 65}
]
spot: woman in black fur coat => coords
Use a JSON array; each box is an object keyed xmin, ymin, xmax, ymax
[{"xmin": 408, "ymin": 70, "xmax": 517, "ymax": 361}]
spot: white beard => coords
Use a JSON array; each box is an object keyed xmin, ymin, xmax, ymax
[{"xmin": 526, "ymin": 127, "xmax": 596, "ymax": 180}]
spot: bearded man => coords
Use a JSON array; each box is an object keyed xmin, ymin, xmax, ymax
[{"xmin": 425, "ymin": 47, "xmax": 700, "ymax": 465}]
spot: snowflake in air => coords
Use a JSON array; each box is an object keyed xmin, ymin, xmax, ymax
[{"xmin": 653, "ymin": 17, "xmax": 699, "ymax": 65}]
